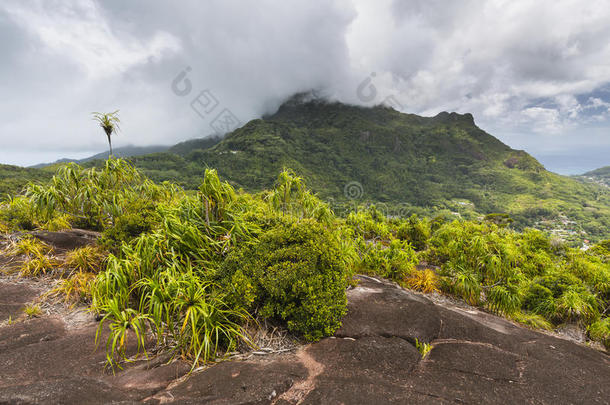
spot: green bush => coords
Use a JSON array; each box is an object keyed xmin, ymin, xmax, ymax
[
  {"xmin": 588, "ymin": 318, "xmax": 610, "ymax": 350},
  {"xmin": 523, "ymin": 283, "xmax": 556, "ymax": 317},
  {"xmin": 0, "ymin": 196, "xmax": 36, "ymax": 230},
  {"xmin": 100, "ymin": 197, "xmax": 159, "ymax": 249},
  {"xmin": 356, "ymin": 238, "xmax": 418, "ymax": 282},
  {"xmin": 589, "ymin": 240, "xmax": 610, "ymax": 263},
  {"xmin": 220, "ymin": 219, "xmax": 349, "ymax": 341},
  {"xmin": 396, "ymin": 214, "xmax": 431, "ymax": 251}
]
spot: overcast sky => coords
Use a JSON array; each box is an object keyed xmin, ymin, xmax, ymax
[{"xmin": 1, "ymin": 0, "xmax": 609, "ymax": 174}]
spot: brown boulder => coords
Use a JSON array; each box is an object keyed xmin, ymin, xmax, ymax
[
  {"xmin": 30, "ymin": 229, "xmax": 100, "ymax": 251},
  {"xmin": 1, "ymin": 276, "xmax": 609, "ymax": 404},
  {"xmin": 0, "ymin": 282, "xmax": 38, "ymax": 322}
]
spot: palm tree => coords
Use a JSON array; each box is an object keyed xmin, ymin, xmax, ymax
[{"xmin": 92, "ymin": 110, "xmax": 120, "ymax": 157}]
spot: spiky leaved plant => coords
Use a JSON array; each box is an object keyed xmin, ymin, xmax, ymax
[{"xmin": 92, "ymin": 110, "xmax": 120, "ymax": 157}]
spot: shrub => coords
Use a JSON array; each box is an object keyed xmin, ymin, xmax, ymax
[
  {"xmin": 554, "ymin": 288, "xmax": 599, "ymax": 323},
  {"xmin": 357, "ymin": 238, "xmax": 418, "ymax": 282},
  {"xmin": 40, "ymin": 214, "xmax": 72, "ymax": 231},
  {"xmin": 26, "ymin": 159, "xmax": 179, "ymax": 233},
  {"xmin": 0, "ymin": 196, "xmax": 36, "ymax": 230},
  {"xmin": 100, "ymin": 197, "xmax": 158, "ymax": 248},
  {"xmin": 487, "ymin": 283, "xmax": 522, "ymax": 315},
  {"xmin": 523, "ymin": 283, "xmax": 556, "ymax": 317},
  {"xmin": 220, "ymin": 219, "xmax": 349, "ymax": 341},
  {"xmin": 93, "ymin": 259, "xmax": 251, "ymax": 368},
  {"xmin": 396, "ymin": 214, "xmax": 431, "ymax": 250},
  {"xmin": 589, "ymin": 240, "xmax": 610, "ymax": 263},
  {"xmin": 346, "ymin": 207, "xmax": 392, "ymax": 240},
  {"xmin": 450, "ymin": 268, "xmax": 482, "ymax": 305},
  {"xmin": 588, "ymin": 318, "xmax": 610, "ymax": 350}
]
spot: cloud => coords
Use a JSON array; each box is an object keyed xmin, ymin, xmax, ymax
[
  {"xmin": 3, "ymin": 0, "xmax": 181, "ymax": 79},
  {"xmin": 0, "ymin": 0, "xmax": 609, "ymax": 172}
]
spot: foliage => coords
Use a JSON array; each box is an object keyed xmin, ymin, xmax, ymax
[
  {"xmin": 121, "ymin": 98, "xmax": 609, "ymax": 243},
  {"xmin": 21, "ymin": 159, "xmax": 179, "ymax": 244},
  {"xmin": 0, "ymin": 164, "xmax": 52, "ymax": 201},
  {"xmin": 20, "ymin": 255, "xmax": 60, "ymax": 277},
  {"xmin": 48, "ymin": 271, "xmax": 96, "ymax": 305},
  {"xmin": 95, "ymin": 298, "xmax": 150, "ymax": 370},
  {"xmin": 0, "ymin": 196, "xmax": 36, "ymax": 230},
  {"xmin": 356, "ymin": 238, "xmax": 418, "ymax": 283},
  {"xmin": 8, "ymin": 236, "xmax": 51, "ymax": 257},
  {"xmin": 4, "ymin": 100, "xmax": 610, "ymax": 244},
  {"xmin": 5, "ymin": 236, "xmax": 59, "ymax": 276},
  {"xmin": 405, "ymin": 269, "xmax": 440, "ymax": 293},
  {"xmin": 92, "ymin": 110, "xmax": 121, "ymax": 156},
  {"xmin": 397, "ymin": 215, "xmax": 431, "ymax": 250},
  {"xmin": 588, "ymin": 318, "xmax": 610, "ymax": 350},
  {"xmin": 65, "ymin": 246, "xmax": 107, "ymax": 273},
  {"xmin": 3, "ymin": 156, "xmax": 609, "ymax": 361},
  {"xmin": 220, "ymin": 219, "xmax": 349, "ymax": 341},
  {"xmin": 424, "ymin": 219, "xmax": 609, "ymax": 328},
  {"xmin": 23, "ymin": 304, "xmax": 42, "ymax": 318},
  {"xmin": 510, "ymin": 311, "xmax": 553, "ymax": 331},
  {"xmin": 40, "ymin": 214, "xmax": 72, "ymax": 231},
  {"xmin": 589, "ymin": 240, "xmax": 610, "ymax": 263},
  {"xmin": 415, "ymin": 338, "xmax": 432, "ymax": 358},
  {"xmin": 347, "ymin": 206, "xmax": 393, "ymax": 241}
]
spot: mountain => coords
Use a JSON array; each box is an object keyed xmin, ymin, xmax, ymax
[
  {"xmin": 142, "ymin": 96, "xmax": 606, "ymax": 241},
  {"xmin": 30, "ymin": 145, "xmax": 171, "ymax": 168},
  {"xmin": 582, "ymin": 166, "xmax": 610, "ymax": 187},
  {"xmin": 168, "ymin": 136, "xmax": 223, "ymax": 155},
  {"xmin": 4, "ymin": 96, "xmax": 610, "ymax": 241}
]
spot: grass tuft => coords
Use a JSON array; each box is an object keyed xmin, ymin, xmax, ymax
[
  {"xmin": 8, "ymin": 236, "xmax": 51, "ymax": 258},
  {"xmin": 415, "ymin": 338, "xmax": 432, "ymax": 358},
  {"xmin": 48, "ymin": 271, "xmax": 96, "ymax": 305},
  {"xmin": 65, "ymin": 245, "xmax": 106, "ymax": 273},
  {"xmin": 23, "ymin": 304, "xmax": 42, "ymax": 318},
  {"xmin": 510, "ymin": 311, "xmax": 553, "ymax": 330},
  {"xmin": 405, "ymin": 268, "xmax": 440, "ymax": 293}
]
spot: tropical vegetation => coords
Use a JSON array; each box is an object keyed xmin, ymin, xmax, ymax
[{"xmin": 1, "ymin": 159, "xmax": 608, "ymax": 370}]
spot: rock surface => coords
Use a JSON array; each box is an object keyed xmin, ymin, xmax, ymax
[
  {"xmin": 0, "ymin": 275, "xmax": 608, "ymax": 404},
  {"xmin": 30, "ymin": 229, "xmax": 100, "ymax": 251},
  {"xmin": 0, "ymin": 282, "xmax": 38, "ymax": 322}
]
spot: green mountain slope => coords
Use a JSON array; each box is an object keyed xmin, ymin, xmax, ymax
[
  {"xmin": 31, "ymin": 145, "xmax": 171, "ymax": 168},
  {"xmin": 582, "ymin": 166, "xmax": 610, "ymax": 187},
  {"xmin": 0, "ymin": 164, "xmax": 52, "ymax": 199},
  {"xmin": 169, "ymin": 98, "xmax": 606, "ymax": 241},
  {"xmin": 4, "ymin": 97, "xmax": 609, "ymax": 241}
]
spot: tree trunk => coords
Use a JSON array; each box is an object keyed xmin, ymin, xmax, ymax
[{"xmin": 107, "ymin": 134, "xmax": 113, "ymax": 157}]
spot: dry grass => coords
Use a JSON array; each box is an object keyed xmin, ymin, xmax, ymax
[
  {"xmin": 46, "ymin": 271, "xmax": 96, "ymax": 306},
  {"xmin": 7, "ymin": 236, "xmax": 52, "ymax": 258},
  {"xmin": 405, "ymin": 268, "xmax": 440, "ymax": 293}
]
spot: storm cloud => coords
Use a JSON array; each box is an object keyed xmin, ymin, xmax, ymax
[{"xmin": 1, "ymin": 0, "xmax": 609, "ymax": 173}]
